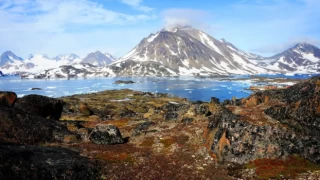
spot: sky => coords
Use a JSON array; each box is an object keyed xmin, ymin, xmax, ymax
[{"xmin": 0, "ymin": 0, "xmax": 319, "ymax": 58}]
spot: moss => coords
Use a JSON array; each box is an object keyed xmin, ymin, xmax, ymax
[
  {"xmin": 246, "ymin": 155, "xmax": 320, "ymax": 179},
  {"xmin": 140, "ymin": 137, "xmax": 155, "ymax": 147}
]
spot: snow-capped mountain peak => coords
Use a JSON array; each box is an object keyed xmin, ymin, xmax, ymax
[
  {"xmin": 0, "ymin": 51, "xmax": 23, "ymax": 66},
  {"xmin": 81, "ymin": 51, "xmax": 115, "ymax": 67},
  {"xmin": 104, "ymin": 52, "xmax": 117, "ymax": 61},
  {"xmin": 55, "ymin": 54, "xmax": 80, "ymax": 61},
  {"xmin": 113, "ymin": 26, "xmax": 268, "ymax": 76},
  {"xmin": 252, "ymin": 43, "xmax": 320, "ymax": 74}
]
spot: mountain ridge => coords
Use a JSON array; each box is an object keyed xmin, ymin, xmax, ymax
[
  {"xmin": 250, "ymin": 43, "xmax": 320, "ymax": 73},
  {"xmin": 112, "ymin": 26, "xmax": 268, "ymax": 76},
  {"xmin": 1, "ymin": 27, "xmax": 320, "ymax": 76}
]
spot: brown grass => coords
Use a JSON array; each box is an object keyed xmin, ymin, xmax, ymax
[
  {"xmin": 95, "ymin": 152, "xmax": 134, "ymax": 163},
  {"xmin": 247, "ymin": 155, "xmax": 320, "ymax": 179}
]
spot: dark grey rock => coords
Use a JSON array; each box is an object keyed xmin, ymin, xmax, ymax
[
  {"xmin": 210, "ymin": 97, "xmax": 220, "ymax": 104},
  {"xmin": 113, "ymin": 80, "xmax": 135, "ymax": 84},
  {"xmin": 0, "ymin": 106, "xmax": 79, "ymax": 145},
  {"xmin": 89, "ymin": 124, "xmax": 124, "ymax": 145},
  {"xmin": 0, "ymin": 144, "xmax": 101, "ymax": 179},
  {"xmin": 15, "ymin": 94, "xmax": 64, "ymax": 120},
  {"xmin": 132, "ymin": 121, "xmax": 155, "ymax": 136}
]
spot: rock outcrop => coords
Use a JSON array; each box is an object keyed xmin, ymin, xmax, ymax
[
  {"xmin": 208, "ymin": 76, "xmax": 320, "ymax": 164},
  {"xmin": 0, "ymin": 143, "xmax": 101, "ymax": 180},
  {"xmin": 15, "ymin": 94, "xmax": 64, "ymax": 120},
  {"xmin": 89, "ymin": 124, "xmax": 124, "ymax": 145},
  {"xmin": 0, "ymin": 106, "xmax": 79, "ymax": 144}
]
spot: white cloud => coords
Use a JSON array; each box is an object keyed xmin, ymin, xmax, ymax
[
  {"xmin": 161, "ymin": 8, "xmax": 212, "ymax": 30},
  {"xmin": 0, "ymin": 0, "xmax": 157, "ymax": 57},
  {"xmin": 0, "ymin": 0, "xmax": 156, "ymax": 33},
  {"xmin": 211, "ymin": 0, "xmax": 320, "ymax": 56},
  {"xmin": 119, "ymin": 0, "xmax": 153, "ymax": 12}
]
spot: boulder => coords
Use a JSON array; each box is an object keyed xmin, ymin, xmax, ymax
[
  {"xmin": 210, "ymin": 97, "xmax": 220, "ymax": 104},
  {"xmin": 119, "ymin": 108, "xmax": 136, "ymax": 118},
  {"xmin": 0, "ymin": 144, "xmax": 101, "ymax": 179},
  {"xmin": 89, "ymin": 124, "xmax": 124, "ymax": 145},
  {"xmin": 208, "ymin": 76, "xmax": 320, "ymax": 164},
  {"xmin": 0, "ymin": 91, "xmax": 17, "ymax": 107},
  {"xmin": 15, "ymin": 94, "xmax": 64, "ymax": 120},
  {"xmin": 162, "ymin": 103, "xmax": 189, "ymax": 121},
  {"xmin": 132, "ymin": 121, "xmax": 155, "ymax": 136},
  {"xmin": 0, "ymin": 107, "xmax": 79, "ymax": 145}
]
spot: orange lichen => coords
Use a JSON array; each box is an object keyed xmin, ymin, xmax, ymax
[
  {"xmin": 0, "ymin": 92, "xmax": 17, "ymax": 107},
  {"xmin": 202, "ymin": 128, "xmax": 216, "ymax": 149},
  {"xmin": 245, "ymin": 96, "xmax": 259, "ymax": 107},
  {"xmin": 316, "ymin": 104, "xmax": 320, "ymax": 114},
  {"xmin": 160, "ymin": 137, "xmax": 175, "ymax": 148},
  {"xmin": 217, "ymin": 131, "xmax": 230, "ymax": 157}
]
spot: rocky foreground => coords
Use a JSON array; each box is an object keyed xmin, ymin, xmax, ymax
[{"xmin": 1, "ymin": 77, "xmax": 320, "ymax": 179}]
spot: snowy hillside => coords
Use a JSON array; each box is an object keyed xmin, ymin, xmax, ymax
[
  {"xmin": 81, "ymin": 51, "xmax": 116, "ymax": 67},
  {"xmin": 251, "ymin": 43, "xmax": 320, "ymax": 74},
  {"xmin": 112, "ymin": 25, "xmax": 268, "ymax": 76},
  {"xmin": 0, "ymin": 51, "xmax": 116, "ymax": 75}
]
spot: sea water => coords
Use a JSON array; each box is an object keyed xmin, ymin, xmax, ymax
[{"xmin": 0, "ymin": 74, "xmax": 316, "ymax": 102}]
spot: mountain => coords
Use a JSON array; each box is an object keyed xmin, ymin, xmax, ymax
[
  {"xmin": 104, "ymin": 53, "xmax": 117, "ymax": 61},
  {"xmin": 111, "ymin": 25, "xmax": 267, "ymax": 76},
  {"xmin": 0, "ymin": 51, "xmax": 116, "ymax": 75},
  {"xmin": 0, "ymin": 51, "xmax": 23, "ymax": 66},
  {"xmin": 82, "ymin": 51, "xmax": 116, "ymax": 67},
  {"xmin": 252, "ymin": 43, "xmax": 320, "ymax": 73},
  {"xmin": 21, "ymin": 63, "xmax": 110, "ymax": 79},
  {"xmin": 220, "ymin": 38, "xmax": 265, "ymax": 61},
  {"xmin": 54, "ymin": 54, "xmax": 80, "ymax": 62},
  {"xmin": 1, "ymin": 54, "xmax": 64, "ymax": 74}
]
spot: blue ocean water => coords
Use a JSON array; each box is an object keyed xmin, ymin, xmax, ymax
[{"xmin": 0, "ymin": 74, "xmax": 317, "ymax": 102}]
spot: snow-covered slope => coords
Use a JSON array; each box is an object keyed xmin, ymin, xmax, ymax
[
  {"xmin": 1, "ymin": 54, "xmax": 59, "ymax": 74},
  {"xmin": 252, "ymin": 43, "xmax": 320, "ymax": 73},
  {"xmin": 81, "ymin": 51, "xmax": 116, "ymax": 67},
  {"xmin": 21, "ymin": 63, "xmax": 110, "ymax": 79},
  {"xmin": 55, "ymin": 54, "xmax": 82, "ymax": 64},
  {"xmin": 112, "ymin": 25, "xmax": 268, "ymax": 76},
  {"xmin": 0, "ymin": 51, "xmax": 23, "ymax": 66},
  {"xmin": 0, "ymin": 51, "xmax": 116, "ymax": 75},
  {"xmin": 107, "ymin": 60, "xmax": 179, "ymax": 77}
]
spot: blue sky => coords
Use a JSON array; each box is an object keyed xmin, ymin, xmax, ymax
[{"xmin": 0, "ymin": 0, "xmax": 319, "ymax": 58}]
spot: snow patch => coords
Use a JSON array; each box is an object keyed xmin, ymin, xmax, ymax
[{"xmin": 147, "ymin": 32, "xmax": 159, "ymax": 43}]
